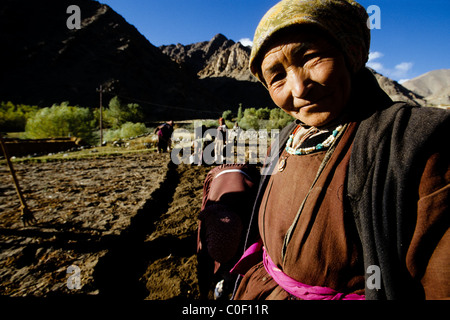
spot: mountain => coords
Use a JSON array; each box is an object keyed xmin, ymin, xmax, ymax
[
  {"xmin": 161, "ymin": 33, "xmax": 254, "ymax": 81},
  {"xmin": 0, "ymin": 0, "xmax": 432, "ymax": 122},
  {"xmin": 161, "ymin": 35, "xmax": 427, "ymax": 108},
  {"xmin": 369, "ymin": 69, "xmax": 427, "ymax": 107},
  {"xmin": 0, "ymin": 0, "xmax": 224, "ymax": 119},
  {"xmin": 402, "ymin": 69, "xmax": 450, "ymax": 106},
  {"xmin": 160, "ymin": 34, "xmax": 275, "ymax": 110}
]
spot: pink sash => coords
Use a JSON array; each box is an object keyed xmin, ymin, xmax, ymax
[
  {"xmin": 231, "ymin": 241, "xmax": 365, "ymax": 300},
  {"xmin": 230, "ymin": 240, "xmax": 263, "ymax": 276},
  {"xmin": 262, "ymin": 247, "xmax": 365, "ymax": 300}
]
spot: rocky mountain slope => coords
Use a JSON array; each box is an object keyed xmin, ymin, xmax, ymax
[
  {"xmin": 160, "ymin": 34, "xmax": 274, "ymax": 110},
  {"xmin": 0, "ymin": 0, "xmax": 225, "ymax": 119},
  {"xmin": 369, "ymin": 69, "xmax": 426, "ymax": 106},
  {"xmin": 161, "ymin": 33, "xmax": 254, "ymax": 81},
  {"xmin": 402, "ymin": 69, "xmax": 450, "ymax": 106},
  {"xmin": 162, "ymin": 35, "xmax": 428, "ymax": 108},
  {"xmin": 0, "ymin": 0, "xmax": 434, "ymax": 122}
]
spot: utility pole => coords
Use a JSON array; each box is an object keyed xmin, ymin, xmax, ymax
[{"xmin": 96, "ymin": 85, "xmax": 104, "ymax": 146}]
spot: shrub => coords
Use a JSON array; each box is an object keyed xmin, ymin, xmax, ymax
[
  {"xmin": 222, "ymin": 110, "xmax": 233, "ymax": 121},
  {"xmin": 267, "ymin": 108, "xmax": 294, "ymax": 129},
  {"xmin": 237, "ymin": 104, "xmax": 244, "ymax": 122},
  {"xmin": 203, "ymin": 119, "xmax": 219, "ymax": 128},
  {"xmin": 244, "ymin": 108, "xmax": 257, "ymax": 117},
  {"xmin": 239, "ymin": 108, "xmax": 259, "ymax": 130},
  {"xmin": 98, "ymin": 96, "xmax": 144, "ymax": 129},
  {"xmin": 104, "ymin": 122, "xmax": 148, "ymax": 141},
  {"xmin": 256, "ymin": 107, "xmax": 270, "ymax": 120},
  {"xmin": 0, "ymin": 101, "xmax": 38, "ymax": 132},
  {"xmin": 215, "ymin": 106, "xmax": 294, "ymax": 131},
  {"xmin": 25, "ymin": 103, "xmax": 96, "ymax": 143},
  {"xmin": 237, "ymin": 104, "xmax": 243, "ymax": 122}
]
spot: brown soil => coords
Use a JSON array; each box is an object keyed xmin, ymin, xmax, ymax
[{"xmin": 0, "ymin": 152, "xmax": 209, "ymax": 299}]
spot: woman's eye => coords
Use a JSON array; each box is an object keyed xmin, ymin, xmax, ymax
[
  {"xmin": 302, "ymin": 52, "xmax": 321, "ymax": 64},
  {"xmin": 270, "ymin": 72, "xmax": 286, "ymax": 85}
]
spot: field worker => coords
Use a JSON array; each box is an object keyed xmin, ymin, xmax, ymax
[
  {"xmin": 197, "ymin": 164, "xmax": 260, "ymax": 299},
  {"xmin": 232, "ymin": 0, "xmax": 449, "ymax": 300},
  {"xmin": 192, "ymin": 124, "xmax": 207, "ymax": 166},
  {"xmin": 214, "ymin": 118, "xmax": 227, "ymax": 163},
  {"xmin": 154, "ymin": 120, "xmax": 174, "ymax": 153}
]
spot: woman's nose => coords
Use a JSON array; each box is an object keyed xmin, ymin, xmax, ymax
[{"xmin": 289, "ymin": 69, "xmax": 309, "ymax": 99}]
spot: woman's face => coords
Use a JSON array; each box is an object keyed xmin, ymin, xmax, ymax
[{"xmin": 261, "ymin": 31, "xmax": 352, "ymax": 127}]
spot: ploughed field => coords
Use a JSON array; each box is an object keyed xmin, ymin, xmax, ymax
[{"xmin": 0, "ymin": 152, "xmax": 209, "ymax": 299}]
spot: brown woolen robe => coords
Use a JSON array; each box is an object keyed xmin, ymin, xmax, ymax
[
  {"xmin": 234, "ymin": 68, "xmax": 450, "ymax": 300},
  {"xmin": 234, "ymin": 119, "xmax": 450, "ymax": 300}
]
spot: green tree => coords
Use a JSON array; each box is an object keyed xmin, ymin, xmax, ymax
[
  {"xmin": 267, "ymin": 108, "xmax": 294, "ymax": 129},
  {"xmin": 0, "ymin": 101, "xmax": 38, "ymax": 132},
  {"xmin": 237, "ymin": 104, "xmax": 243, "ymax": 122},
  {"xmin": 269, "ymin": 107, "xmax": 282, "ymax": 121},
  {"xmin": 256, "ymin": 107, "xmax": 271, "ymax": 120},
  {"xmin": 104, "ymin": 122, "xmax": 148, "ymax": 141},
  {"xmin": 222, "ymin": 109, "xmax": 233, "ymax": 121},
  {"xmin": 239, "ymin": 108, "xmax": 259, "ymax": 130},
  {"xmin": 126, "ymin": 103, "xmax": 144, "ymax": 123},
  {"xmin": 244, "ymin": 108, "xmax": 257, "ymax": 117},
  {"xmin": 102, "ymin": 96, "xmax": 144, "ymax": 129},
  {"xmin": 25, "ymin": 103, "xmax": 96, "ymax": 143}
]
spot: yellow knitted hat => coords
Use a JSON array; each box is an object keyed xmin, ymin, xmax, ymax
[{"xmin": 250, "ymin": 0, "xmax": 370, "ymax": 82}]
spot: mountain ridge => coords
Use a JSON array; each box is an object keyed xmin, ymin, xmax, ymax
[
  {"xmin": 402, "ymin": 69, "xmax": 450, "ymax": 106},
  {"xmin": 162, "ymin": 34, "xmax": 429, "ymax": 108},
  {"xmin": 161, "ymin": 33, "xmax": 255, "ymax": 82},
  {"xmin": 0, "ymin": 0, "xmax": 228, "ymax": 119},
  {"xmin": 1, "ymin": 0, "xmax": 443, "ymax": 122}
]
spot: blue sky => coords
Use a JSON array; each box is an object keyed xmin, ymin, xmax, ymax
[{"xmin": 100, "ymin": 0, "xmax": 449, "ymax": 82}]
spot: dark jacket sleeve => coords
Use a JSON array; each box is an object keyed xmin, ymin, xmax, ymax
[
  {"xmin": 347, "ymin": 103, "xmax": 450, "ymax": 299},
  {"xmin": 407, "ymin": 147, "xmax": 450, "ymax": 299}
]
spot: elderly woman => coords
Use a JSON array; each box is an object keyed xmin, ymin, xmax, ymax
[{"xmin": 232, "ymin": 0, "xmax": 449, "ymax": 300}]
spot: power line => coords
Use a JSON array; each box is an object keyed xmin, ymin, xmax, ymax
[{"xmin": 102, "ymin": 91, "xmax": 223, "ymax": 115}]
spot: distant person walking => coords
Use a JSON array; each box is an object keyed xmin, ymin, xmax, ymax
[
  {"xmin": 231, "ymin": 121, "xmax": 242, "ymax": 144},
  {"xmin": 193, "ymin": 124, "xmax": 207, "ymax": 166},
  {"xmin": 154, "ymin": 120, "xmax": 174, "ymax": 153},
  {"xmin": 214, "ymin": 118, "xmax": 227, "ymax": 163}
]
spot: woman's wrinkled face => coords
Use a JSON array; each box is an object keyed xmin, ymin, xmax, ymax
[{"xmin": 261, "ymin": 31, "xmax": 352, "ymax": 127}]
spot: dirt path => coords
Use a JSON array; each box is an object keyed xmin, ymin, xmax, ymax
[
  {"xmin": 141, "ymin": 164, "xmax": 209, "ymax": 300},
  {"xmin": 0, "ymin": 153, "xmax": 209, "ymax": 298}
]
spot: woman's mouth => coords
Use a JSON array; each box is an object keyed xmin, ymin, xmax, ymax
[{"xmin": 297, "ymin": 92, "xmax": 333, "ymax": 110}]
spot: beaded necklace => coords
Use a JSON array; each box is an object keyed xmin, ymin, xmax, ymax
[{"xmin": 285, "ymin": 124, "xmax": 344, "ymax": 155}]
